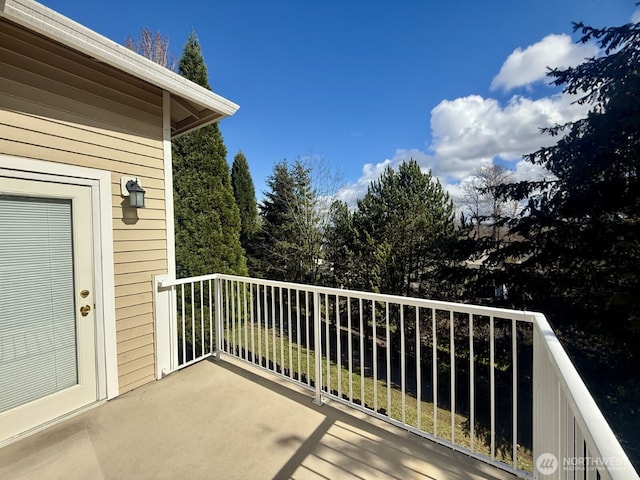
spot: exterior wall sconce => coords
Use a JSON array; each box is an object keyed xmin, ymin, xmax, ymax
[{"xmin": 120, "ymin": 177, "xmax": 146, "ymax": 208}]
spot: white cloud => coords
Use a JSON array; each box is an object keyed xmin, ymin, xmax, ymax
[
  {"xmin": 491, "ymin": 34, "xmax": 597, "ymax": 91},
  {"xmin": 427, "ymin": 93, "xmax": 588, "ymax": 180},
  {"xmin": 633, "ymin": 9, "xmax": 640, "ymax": 24},
  {"xmin": 337, "ymin": 92, "xmax": 586, "ymax": 206}
]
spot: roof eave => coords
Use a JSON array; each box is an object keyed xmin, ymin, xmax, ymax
[{"xmin": 0, "ymin": 0, "xmax": 240, "ymax": 133}]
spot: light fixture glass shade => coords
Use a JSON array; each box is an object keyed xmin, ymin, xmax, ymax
[{"xmin": 126, "ymin": 180, "xmax": 145, "ymax": 208}]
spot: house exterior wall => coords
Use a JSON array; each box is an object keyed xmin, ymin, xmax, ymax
[{"xmin": 0, "ymin": 19, "xmax": 168, "ymax": 393}]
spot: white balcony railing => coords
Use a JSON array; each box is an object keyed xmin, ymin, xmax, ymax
[{"xmin": 155, "ymin": 273, "xmax": 638, "ymax": 480}]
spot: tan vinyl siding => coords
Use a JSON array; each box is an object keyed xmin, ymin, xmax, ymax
[{"xmin": 0, "ymin": 20, "xmax": 169, "ymax": 394}]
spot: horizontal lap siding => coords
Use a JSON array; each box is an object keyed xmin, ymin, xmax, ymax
[{"xmin": 0, "ymin": 21, "xmax": 168, "ymax": 393}]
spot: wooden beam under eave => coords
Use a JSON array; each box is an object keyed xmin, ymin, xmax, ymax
[
  {"xmin": 171, "ymin": 95, "xmax": 201, "ymax": 120},
  {"xmin": 171, "ymin": 110, "xmax": 224, "ymax": 139}
]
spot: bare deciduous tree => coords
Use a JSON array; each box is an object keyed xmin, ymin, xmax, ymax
[
  {"xmin": 458, "ymin": 164, "xmax": 517, "ymax": 241},
  {"xmin": 125, "ymin": 28, "xmax": 176, "ymax": 71}
]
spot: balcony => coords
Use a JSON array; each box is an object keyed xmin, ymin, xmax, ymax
[{"xmin": 2, "ymin": 273, "xmax": 638, "ymax": 479}]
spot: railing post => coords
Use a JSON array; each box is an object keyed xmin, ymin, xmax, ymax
[
  {"xmin": 313, "ymin": 290, "xmax": 323, "ymax": 406},
  {"xmin": 215, "ymin": 275, "xmax": 223, "ymax": 360},
  {"xmin": 153, "ymin": 274, "xmax": 177, "ymax": 378}
]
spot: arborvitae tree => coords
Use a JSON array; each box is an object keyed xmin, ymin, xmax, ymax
[
  {"xmin": 231, "ymin": 151, "xmax": 259, "ymax": 274},
  {"xmin": 353, "ymin": 159, "xmax": 456, "ymax": 298},
  {"xmin": 173, "ymin": 32, "xmax": 247, "ymax": 277},
  {"xmin": 231, "ymin": 151, "xmax": 259, "ymax": 244}
]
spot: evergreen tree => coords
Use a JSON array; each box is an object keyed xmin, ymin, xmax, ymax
[
  {"xmin": 257, "ymin": 161, "xmax": 298, "ymax": 280},
  {"xmin": 231, "ymin": 151, "xmax": 259, "ymax": 245},
  {"xmin": 290, "ymin": 160, "xmax": 323, "ymax": 283},
  {"xmin": 173, "ymin": 32, "xmax": 247, "ymax": 277},
  {"xmin": 486, "ymin": 23, "xmax": 640, "ymax": 463},
  {"xmin": 231, "ymin": 151, "xmax": 260, "ymax": 275},
  {"xmin": 492, "ymin": 21, "xmax": 640, "ymax": 349},
  {"xmin": 324, "ymin": 200, "xmax": 356, "ymax": 287},
  {"xmin": 257, "ymin": 160, "xmax": 323, "ymax": 283},
  {"xmin": 352, "ymin": 159, "xmax": 456, "ymax": 297}
]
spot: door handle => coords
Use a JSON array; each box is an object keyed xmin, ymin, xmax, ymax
[{"xmin": 80, "ymin": 305, "xmax": 91, "ymax": 316}]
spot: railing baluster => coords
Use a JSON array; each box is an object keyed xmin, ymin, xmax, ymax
[
  {"xmin": 469, "ymin": 313, "xmax": 475, "ymax": 452},
  {"xmin": 401, "ymin": 304, "xmax": 406, "ymax": 425},
  {"xmin": 288, "ymin": 288, "xmax": 293, "ymax": 379},
  {"xmin": 237, "ymin": 280, "xmax": 243, "ymax": 360},
  {"xmin": 279, "ymin": 287, "xmax": 284, "ymax": 374},
  {"xmin": 191, "ymin": 282, "xmax": 195, "ymax": 361},
  {"xmin": 325, "ymin": 292, "xmax": 330, "ymax": 393},
  {"xmin": 512, "ymin": 317, "xmax": 518, "ymax": 467},
  {"xmin": 243, "ymin": 281, "xmax": 249, "ymax": 361},
  {"xmin": 264, "ymin": 285, "xmax": 269, "ymax": 368},
  {"xmin": 199, "ymin": 281, "xmax": 204, "ymax": 357},
  {"xmin": 232, "ymin": 280, "xmax": 238, "ymax": 357},
  {"xmin": 416, "ymin": 307, "xmax": 421, "ymax": 431},
  {"xmin": 208, "ymin": 280, "xmax": 213, "ymax": 355},
  {"xmin": 432, "ymin": 308, "xmax": 437, "ymax": 436},
  {"xmin": 305, "ymin": 291, "xmax": 310, "ymax": 386},
  {"xmin": 296, "ymin": 289, "xmax": 301, "ymax": 381},
  {"xmin": 225, "ymin": 280, "xmax": 230, "ymax": 354},
  {"xmin": 237, "ymin": 281, "xmax": 241, "ymax": 357},
  {"xmin": 252, "ymin": 283, "xmax": 262, "ymax": 365},
  {"xmin": 227, "ymin": 281, "xmax": 238, "ymax": 357},
  {"xmin": 181, "ymin": 284, "xmax": 186, "ymax": 365},
  {"xmin": 359, "ymin": 297, "xmax": 365, "ymax": 406},
  {"xmin": 347, "ymin": 296, "xmax": 353, "ymax": 403},
  {"xmin": 490, "ymin": 315, "xmax": 496, "ymax": 459},
  {"xmin": 450, "ymin": 310, "xmax": 455, "ymax": 444},
  {"xmin": 372, "ymin": 299, "xmax": 377, "ymax": 413},
  {"xmin": 386, "ymin": 302, "xmax": 391, "ymax": 417},
  {"xmin": 215, "ymin": 278, "xmax": 222, "ymax": 359},
  {"xmin": 313, "ymin": 290, "xmax": 322, "ymax": 405},
  {"xmin": 271, "ymin": 286, "xmax": 276, "ymax": 373},
  {"xmin": 337, "ymin": 295, "xmax": 342, "ymax": 399},
  {"xmin": 250, "ymin": 283, "xmax": 255, "ymax": 364}
]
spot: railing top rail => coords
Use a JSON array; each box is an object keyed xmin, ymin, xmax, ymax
[
  {"xmin": 162, "ymin": 272, "xmax": 537, "ymax": 322},
  {"xmin": 159, "ymin": 273, "xmax": 219, "ymax": 287},
  {"xmin": 533, "ymin": 313, "xmax": 638, "ymax": 478}
]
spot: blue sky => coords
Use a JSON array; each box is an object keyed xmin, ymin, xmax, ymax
[{"xmin": 42, "ymin": 0, "xmax": 639, "ymax": 205}]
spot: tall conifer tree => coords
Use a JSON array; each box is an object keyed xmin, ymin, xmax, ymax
[
  {"xmin": 353, "ymin": 159, "xmax": 456, "ymax": 297},
  {"xmin": 231, "ymin": 151, "xmax": 259, "ymax": 244},
  {"xmin": 491, "ymin": 21, "xmax": 640, "ymax": 347},
  {"xmin": 173, "ymin": 32, "xmax": 247, "ymax": 277}
]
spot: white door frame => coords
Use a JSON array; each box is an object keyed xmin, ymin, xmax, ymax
[{"xmin": 0, "ymin": 154, "xmax": 118, "ymax": 401}]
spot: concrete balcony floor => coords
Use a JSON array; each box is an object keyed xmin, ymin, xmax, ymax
[{"xmin": 0, "ymin": 357, "xmax": 516, "ymax": 480}]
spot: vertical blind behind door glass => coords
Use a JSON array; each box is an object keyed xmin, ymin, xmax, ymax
[{"xmin": 0, "ymin": 195, "xmax": 78, "ymax": 413}]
